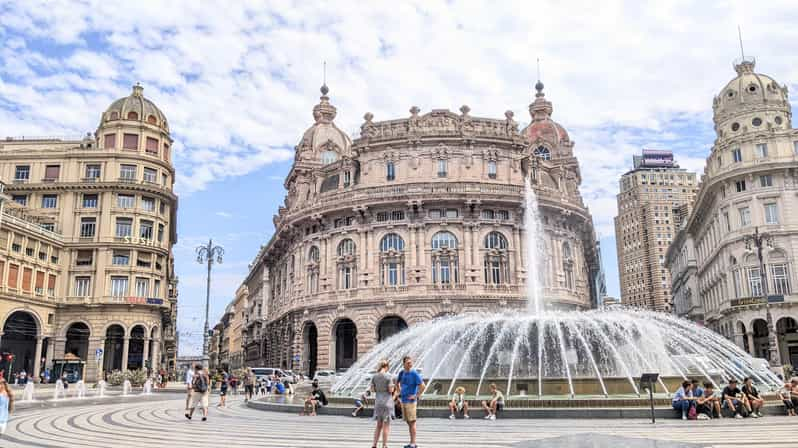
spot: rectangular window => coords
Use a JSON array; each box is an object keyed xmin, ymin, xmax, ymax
[
  {"xmin": 7, "ymin": 264, "xmax": 19, "ymax": 289},
  {"xmin": 47, "ymin": 274, "xmax": 56, "ymax": 296},
  {"xmin": 723, "ymin": 211, "xmax": 731, "ymax": 231},
  {"xmin": 14, "ymin": 165, "xmax": 30, "ymax": 180},
  {"xmin": 141, "ymin": 197, "xmax": 155, "ymax": 212},
  {"xmin": 140, "ymin": 220, "xmax": 154, "ymax": 240},
  {"xmin": 12, "ymin": 195, "xmax": 27, "ymax": 206},
  {"xmin": 157, "ymin": 223, "xmax": 165, "ymax": 243},
  {"xmin": 391, "ymin": 210, "xmax": 405, "ymax": 220},
  {"xmin": 35, "ymin": 271, "xmax": 45, "ymax": 294},
  {"xmin": 74, "ymin": 276, "xmax": 91, "ymax": 297},
  {"xmin": 386, "ymin": 161, "xmax": 395, "ymax": 181},
  {"xmin": 153, "ymin": 279, "xmax": 161, "ymax": 298},
  {"xmin": 748, "ymin": 267, "xmax": 762, "ymax": 297},
  {"xmin": 343, "ymin": 171, "xmax": 351, "ymax": 187},
  {"xmin": 82, "ymin": 194, "xmax": 98, "ymax": 208},
  {"xmin": 772, "ymin": 264, "xmax": 790, "ymax": 295},
  {"xmin": 44, "ymin": 165, "xmax": 60, "ymax": 181},
  {"xmin": 104, "ymin": 133, "xmax": 116, "ymax": 149},
  {"xmin": 732, "ymin": 148, "xmax": 742, "ymax": 163},
  {"xmin": 135, "ymin": 277, "xmax": 149, "ymax": 297},
  {"xmin": 22, "ymin": 267, "xmax": 32, "ymax": 292},
  {"xmin": 145, "ymin": 137, "xmax": 159, "ymax": 154},
  {"xmin": 117, "ymin": 194, "xmax": 135, "ymax": 208},
  {"xmin": 429, "ymin": 209, "xmax": 442, "ymax": 219},
  {"xmin": 481, "ymin": 209, "xmax": 495, "ymax": 219},
  {"xmin": 735, "ymin": 180, "xmax": 746, "ymax": 192},
  {"xmin": 497, "ymin": 210, "xmax": 510, "ymax": 220},
  {"xmin": 112, "ymin": 250, "xmax": 130, "ymax": 265},
  {"xmin": 163, "ymin": 144, "xmax": 170, "ymax": 162},
  {"xmin": 41, "ymin": 195, "xmax": 57, "ymax": 208},
  {"xmin": 115, "ymin": 217, "xmax": 133, "ymax": 237},
  {"xmin": 759, "ymin": 175, "xmax": 773, "ymax": 187},
  {"xmin": 445, "ymin": 209, "xmax": 458, "ymax": 218},
  {"xmin": 764, "ymin": 203, "xmax": 778, "ymax": 224},
  {"xmin": 739, "ymin": 207, "xmax": 751, "ymax": 227},
  {"xmin": 143, "ymin": 167, "xmax": 157, "ymax": 183},
  {"xmin": 794, "ymin": 141, "xmax": 798, "ymax": 154},
  {"xmin": 437, "ymin": 159, "xmax": 447, "ymax": 177},
  {"xmin": 85, "ymin": 164, "xmax": 101, "ymax": 179},
  {"xmin": 732, "ymin": 269, "xmax": 742, "ymax": 298},
  {"xmin": 123, "ymin": 133, "xmax": 139, "ymax": 150},
  {"xmin": 137, "ymin": 252, "xmax": 152, "ymax": 268},
  {"xmin": 76, "ymin": 250, "xmax": 93, "ymax": 266},
  {"xmin": 388, "ymin": 263, "xmax": 399, "ymax": 286},
  {"xmin": 376, "ymin": 212, "xmax": 389, "ymax": 222},
  {"xmin": 119, "ymin": 164, "xmax": 137, "ymax": 180},
  {"xmin": 40, "ymin": 223, "xmax": 55, "ymax": 232},
  {"xmin": 111, "ymin": 276, "xmax": 129, "ymax": 297},
  {"xmin": 755, "ymin": 143, "xmax": 768, "ymax": 158},
  {"xmin": 80, "ymin": 217, "xmax": 96, "ymax": 237},
  {"xmin": 487, "ymin": 160, "xmax": 497, "ymax": 179}
]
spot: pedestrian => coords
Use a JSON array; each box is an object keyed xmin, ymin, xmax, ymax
[
  {"xmin": 397, "ymin": 355, "xmax": 425, "ymax": 448},
  {"xmin": 218, "ymin": 369, "xmax": 229, "ymax": 408},
  {"xmin": 265, "ymin": 376, "xmax": 273, "ymax": 395},
  {"xmin": 779, "ymin": 382, "xmax": 797, "ymax": 416},
  {"xmin": 480, "ymin": 383, "xmax": 504, "ymax": 420},
  {"xmin": 0, "ymin": 378, "xmax": 14, "ymax": 436},
  {"xmin": 370, "ymin": 359, "xmax": 395, "ymax": 448},
  {"xmin": 303, "ymin": 380, "xmax": 327, "ymax": 416},
  {"xmin": 243, "ymin": 368, "xmax": 254, "ymax": 403},
  {"xmin": 742, "ymin": 377, "xmax": 764, "ymax": 418},
  {"xmin": 448, "ymin": 386, "xmax": 470, "ymax": 419},
  {"xmin": 722, "ymin": 378, "xmax": 750, "ymax": 418},
  {"xmin": 186, "ymin": 366, "xmax": 210, "ymax": 421},
  {"xmin": 353, "ymin": 389, "xmax": 370, "ymax": 417},
  {"xmin": 184, "ymin": 364, "xmax": 195, "ymax": 414}
]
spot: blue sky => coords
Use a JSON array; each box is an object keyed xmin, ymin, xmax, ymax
[{"xmin": 1, "ymin": 0, "xmax": 797, "ymax": 355}]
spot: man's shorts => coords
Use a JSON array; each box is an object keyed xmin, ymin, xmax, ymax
[
  {"xmin": 220, "ymin": 388, "xmax": 227, "ymax": 396},
  {"xmin": 190, "ymin": 391, "xmax": 209, "ymax": 409},
  {"xmin": 402, "ymin": 402, "xmax": 417, "ymax": 422}
]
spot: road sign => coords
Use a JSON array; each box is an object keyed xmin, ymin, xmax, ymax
[{"xmin": 95, "ymin": 348, "xmax": 103, "ymax": 360}]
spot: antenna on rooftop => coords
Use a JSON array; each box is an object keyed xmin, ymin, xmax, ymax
[
  {"xmin": 737, "ymin": 25, "xmax": 745, "ymax": 60},
  {"xmin": 323, "ymin": 61, "xmax": 327, "ymax": 85},
  {"xmin": 536, "ymin": 57, "xmax": 541, "ymax": 82}
]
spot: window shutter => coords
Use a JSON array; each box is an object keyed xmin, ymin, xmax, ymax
[
  {"xmin": 123, "ymin": 133, "xmax": 139, "ymax": 150},
  {"xmin": 45, "ymin": 165, "xmax": 60, "ymax": 179},
  {"xmin": 22, "ymin": 267, "xmax": 33, "ymax": 291},
  {"xmin": 48, "ymin": 274, "xmax": 56, "ymax": 292},
  {"xmin": 8, "ymin": 264, "xmax": 19, "ymax": 288},
  {"xmin": 146, "ymin": 137, "xmax": 159, "ymax": 153},
  {"xmin": 0, "ymin": 260, "xmax": 4, "ymax": 286},
  {"xmin": 104, "ymin": 133, "xmax": 116, "ymax": 149},
  {"xmin": 35, "ymin": 271, "xmax": 45, "ymax": 290}
]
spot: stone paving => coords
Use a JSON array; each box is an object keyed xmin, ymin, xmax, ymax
[{"xmin": 1, "ymin": 394, "xmax": 796, "ymax": 447}]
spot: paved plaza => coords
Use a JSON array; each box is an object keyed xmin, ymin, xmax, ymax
[{"xmin": 1, "ymin": 394, "xmax": 796, "ymax": 447}]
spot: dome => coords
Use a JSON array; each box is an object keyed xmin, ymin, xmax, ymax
[
  {"xmin": 521, "ymin": 81, "xmax": 570, "ymax": 146},
  {"xmin": 713, "ymin": 59, "xmax": 790, "ymax": 125},
  {"xmin": 102, "ymin": 83, "xmax": 169, "ymax": 131},
  {"xmin": 298, "ymin": 85, "xmax": 352, "ymax": 154}
]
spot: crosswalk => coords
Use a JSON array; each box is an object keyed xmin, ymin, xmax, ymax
[{"xmin": 2, "ymin": 395, "xmax": 797, "ymax": 447}]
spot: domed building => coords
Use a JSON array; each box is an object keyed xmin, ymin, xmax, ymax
[
  {"xmin": 241, "ymin": 82, "xmax": 599, "ymax": 375},
  {"xmin": 667, "ymin": 57, "xmax": 798, "ymax": 368},
  {"xmin": 0, "ymin": 84, "xmax": 179, "ymax": 381}
]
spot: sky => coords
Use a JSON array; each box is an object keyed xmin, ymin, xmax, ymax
[{"xmin": 1, "ymin": 0, "xmax": 797, "ymax": 356}]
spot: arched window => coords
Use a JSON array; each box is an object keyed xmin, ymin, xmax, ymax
[
  {"xmin": 562, "ymin": 241, "xmax": 574, "ymax": 290},
  {"xmin": 386, "ymin": 160, "xmax": 396, "ymax": 181},
  {"xmin": 431, "ymin": 231, "xmax": 459, "ymax": 285},
  {"xmin": 484, "ymin": 232, "xmax": 510, "ymax": 284},
  {"xmin": 533, "ymin": 146, "xmax": 551, "ymax": 161},
  {"xmin": 109, "ymin": 111, "xmax": 119, "ymax": 120},
  {"xmin": 379, "ymin": 233, "xmax": 405, "ymax": 286},
  {"xmin": 307, "ymin": 246, "xmax": 320, "ymax": 294},
  {"xmin": 127, "ymin": 111, "xmax": 139, "ymax": 120},
  {"xmin": 380, "ymin": 233, "xmax": 405, "ymax": 252},
  {"xmin": 147, "ymin": 115, "xmax": 157, "ymax": 125},
  {"xmin": 321, "ymin": 150, "xmax": 338, "ymax": 165},
  {"xmin": 431, "ymin": 231, "xmax": 458, "ymax": 249},
  {"xmin": 309, "ymin": 246, "xmax": 320, "ymax": 262},
  {"xmin": 337, "ymin": 239, "xmax": 356, "ymax": 257}
]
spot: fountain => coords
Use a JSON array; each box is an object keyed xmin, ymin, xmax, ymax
[
  {"xmin": 21, "ymin": 382, "xmax": 35, "ymax": 402},
  {"xmin": 122, "ymin": 379, "xmax": 132, "ymax": 396},
  {"xmin": 75, "ymin": 380, "xmax": 87, "ymax": 399},
  {"xmin": 332, "ymin": 177, "xmax": 783, "ymax": 400},
  {"xmin": 53, "ymin": 379, "xmax": 66, "ymax": 400},
  {"xmin": 97, "ymin": 380, "xmax": 107, "ymax": 398},
  {"xmin": 142, "ymin": 379, "xmax": 153, "ymax": 395}
]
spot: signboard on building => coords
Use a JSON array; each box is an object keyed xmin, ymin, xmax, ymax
[
  {"xmin": 125, "ymin": 297, "xmax": 164, "ymax": 305},
  {"xmin": 730, "ymin": 296, "xmax": 784, "ymax": 308}
]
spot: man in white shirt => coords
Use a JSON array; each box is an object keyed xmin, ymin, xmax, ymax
[{"xmin": 184, "ymin": 364, "xmax": 195, "ymax": 412}]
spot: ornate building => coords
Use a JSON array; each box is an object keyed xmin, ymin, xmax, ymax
[
  {"xmin": 0, "ymin": 85, "xmax": 179, "ymax": 381},
  {"xmin": 242, "ymin": 81, "xmax": 599, "ymax": 375},
  {"xmin": 614, "ymin": 150, "xmax": 698, "ymax": 312},
  {"xmin": 666, "ymin": 57, "xmax": 798, "ymax": 367}
]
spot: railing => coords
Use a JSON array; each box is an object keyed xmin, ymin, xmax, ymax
[{"xmin": 1, "ymin": 211, "xmax": 64, "ymax": 241}]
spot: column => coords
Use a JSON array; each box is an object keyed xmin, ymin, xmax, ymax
[
  {"xmin": 512, "ymin": 226, "xmax": 522, "ymax": 282},
  {"xmin": 359, "ymin": 229, "xmax": 368, "ymax": 286},
  {"xmin": 89, "ymin": 337, "xmax": 105, "ymax": 382},
  {"xmin": 142, "ymin": 338, "xmax": 150, "ymax": 370},
  {"xmin": 735, "ymin": 332, "xmax": 746, "ymax": 352},
  {"xmin": 464, "ymin": 224, "xmax": 472, "ymax": 278},
  {"xmin": 121, "ymin": 337, "xmax": 130, "ymax": 371},
  {"xmin": 408, "ymin": 224, "xmax": 417, "ymax": 268},
  {"xmin": 33, "ymin": 336, "xmax": 43, "ymax": 382},
  {"xmin": 151, "ymin": 339, "xmax": 160, "ymax": 372},
  {"xmin": 746, "ymin": 332, "xmax": 755, "ymax": 356},
  {"xmin": 45, "ymin": 337, "xmax": 55, "ymax": 370}
]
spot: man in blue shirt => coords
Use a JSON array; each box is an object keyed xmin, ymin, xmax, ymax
[{"xmin": 397, "ymin": 355, "xmax": 425, "ymax": 448}]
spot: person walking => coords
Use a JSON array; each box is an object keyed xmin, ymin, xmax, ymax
[
  {"xmin": 186, "ymin": 366, "xmax": 210, "ymax": 421},
  {"xmin": 397, "ymin": 355, "xmax": 425, "ymax": 448},
  {"xmin": 184, "ymin": 364, "xmax": 195, "ymax": 414},
  {"xmin": 0, "ymin": 378, "xmax": 14, "ymax": 436},
  {"xmin": 218, "ymin": 369, "xmax": 229, "ymax": 408},
  {"xmin": 370, "ymin": 360, "xmax": 395, "ymax": 448},
  {"xmin": 243, "ymin": 368, "xmax": 254, "ymax": 403}
]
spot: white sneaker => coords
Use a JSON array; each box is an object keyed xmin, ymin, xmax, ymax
[
  {"xmin": 483, "ymin": 415, "xmax": 491, "ymax": 420},
  {"xmin": 464, "ymin": 415, "xmax": 470, "ymax": 419},
  {"xmin": 734, "ymin": 414, "xmax": 744, "ymax": 419},
  {"xmin": 751, "ymin": 413, "xmax": 760, "ymax": 418},
  {"xmin": 757, "ymin": 412, "xmax": 764, "ymax": 418},
  {"xmin": 449, "ymin": 414, "xmax": 455, "ymax": 420},
  {"xmin": 489, "ymin": 415, "xmax": 496, "ymax": 420},
  {"xmin": 697, "ymin": 413, "xmax": 710, "ymax": 420},
  {"xmin": 351, "ymin": 412, "xmax": 357, "ymax": 417},
  {"xmin": 681, "ymin": 414, "xmax": 687, "ymax": 420}
]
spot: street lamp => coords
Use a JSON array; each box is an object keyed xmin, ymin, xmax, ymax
[
  {"xmin": 743, "ymin": 227, "xmax": 780, "ymax": 368},
  {"xmin": 196, "ymin": 239, "xmax": 224, "ymax": 368}
]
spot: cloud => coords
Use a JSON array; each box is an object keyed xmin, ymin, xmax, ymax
[{"xmin": 215, "ymin": 211, "xmax": 233, "ymax": 219}]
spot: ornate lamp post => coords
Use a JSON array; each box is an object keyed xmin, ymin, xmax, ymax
[
  {"xmin": 196, "ymin": 239, "xmax": 224, "ymax": 368},
  {"xmin": 744, "ymin": 227, "xmax": 780, "ymax": 368}
]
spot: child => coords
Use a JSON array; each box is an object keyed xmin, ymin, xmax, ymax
[
  {"xmin": 779, "ymin": 383, "xmax": 796, "ymax": 416},
  {"xmin": 352, "ymin": 390, "xmax": 370, "ymax": 417},
  {"xmin": 265, "ymin": 377, "xmax": 273, "ymax": 395},
  {"xmin": 0, "ymin": 378, "xmax": 14, "ymax": 435},
  {"xmin": 449, "ymin": 386, "xmax": 470, "ymax": 419}
]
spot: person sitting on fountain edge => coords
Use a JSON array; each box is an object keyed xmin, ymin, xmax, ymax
[
  {"xmin": 778, "ymin": 382, "xmax": 796, "ymax": 416},
  {"xmin": 722, "ymin": 379, "xmax": 751, "ymax": 418},
  {"xmin": 695, "ymin": 382, "xmax": 721, "ymax": 420},
  {"xmin": 481, "ymin": 383, "xmax": 504, "ymax": 420},
  {"xmin": 449, "ymin": 386, "xmax": 470, "ymax": 419},
  {"xmin": 691, "ymin": 379, "xmax": 703, "ymax": 399},
  {"xmin": 741, "ymin": 377, "xmax": 764, "ymax": 418},
  {"xmin": 672, "ymin": 380, "xmax": 696, "ymax": 420}
]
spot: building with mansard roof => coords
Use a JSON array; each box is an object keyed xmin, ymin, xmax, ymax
[{"xmin": 240, "ymin": 81, "xmax": 599, "ymax": 375}]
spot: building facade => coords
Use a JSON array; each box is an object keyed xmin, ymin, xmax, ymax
[
  {"xmin": 615, "ymin": 150, "xmax": 698, "ymax": 311},
  {"xmin": 0, "ymin": 85, "xmax": 179, "ymax": 381},
  {"xmin": 241, "ymin": 81, "xmax": 599, "ymax": 375},
  {"xmin": 665, "ymin": 58, "xmax": 798, "ymax": 368}
]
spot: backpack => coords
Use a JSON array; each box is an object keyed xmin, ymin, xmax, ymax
[
  {"xmin": 193, "ymin": 373, "xmax": 208, "ymax": 393},
  {"xmin": 318, "ymin": 389, "xmax": 328, "ymax": 406}
]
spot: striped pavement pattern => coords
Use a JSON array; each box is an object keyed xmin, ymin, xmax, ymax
[{"xmin": 1, "ymin": 395, "xmax": 796, "ymax": 448}]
